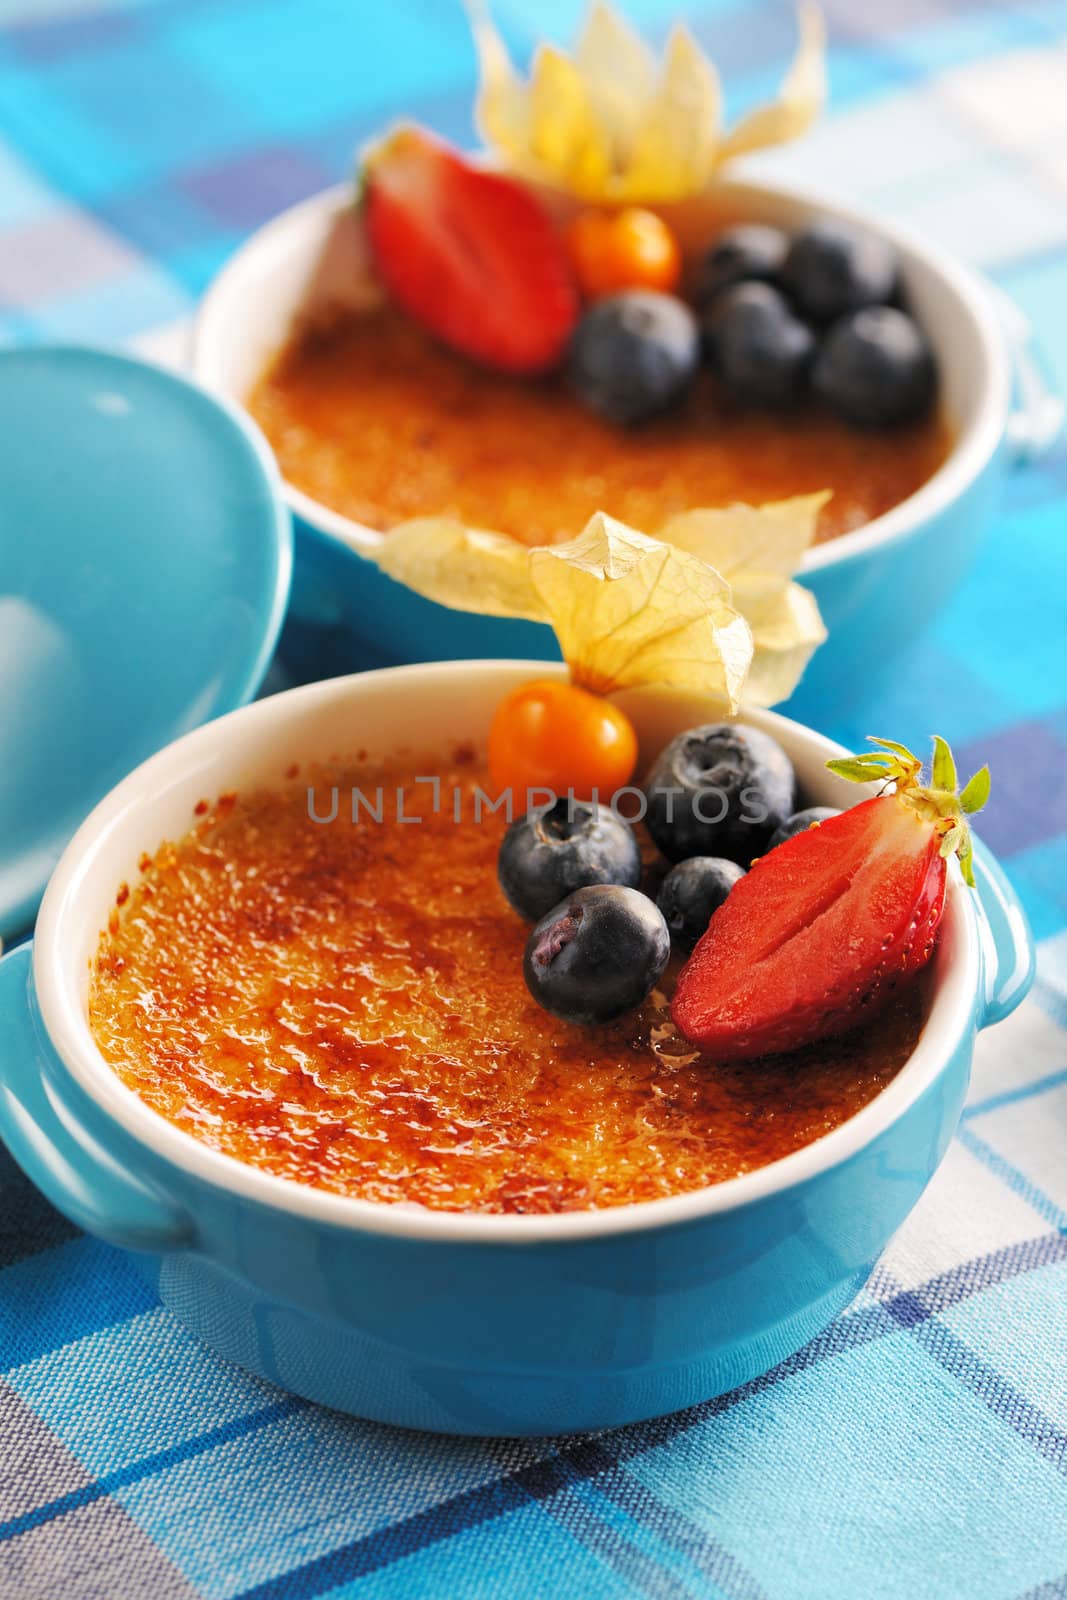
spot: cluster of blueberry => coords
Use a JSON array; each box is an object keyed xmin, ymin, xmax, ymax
[
  {"xmin": 497, "ymin": 723, "xmax": 838, "ymax": 1026},
  {"xmin": 568, "ymin": 218, "xmax": 936, "ymax": 429}
]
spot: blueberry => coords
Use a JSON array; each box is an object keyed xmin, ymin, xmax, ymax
[
  {"xmin": 767, "ymin": 806, "xmax": 841, "ymax": 850},
  {"xmin": 524, "ymin": 885, "xmax": 670, "ymax": 1025},
  {"xmin": 812, "ymin": 307, "xmax": 935, "ymax": 426},
  {"xmin": 498, "ymin": 799, "xmax": 641, "ymax": 921},
  {"xmin": 782, "ymin": 220, "xmax": 897, "ymax": 322},
  {"xmin": 656, "ymin": 857, "xmax": 745, "ymax": 951},
  {"xmin": 569, "ymin": 290, "xmax": 700, "ymax": 425},
  {"xmin": 697, "ymin": 224, "xmax": 789, "ymax": 309},
  {"xmin": 702, "ymin": 283, "xmax": 815, "ymax": 406},
  {"xmin": 645, "ymin": 723, "xmax": 797, "ymax": 865}
]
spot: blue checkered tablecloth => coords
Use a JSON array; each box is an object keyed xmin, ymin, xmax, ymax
[{"xmin": 3, "ymin": 1, "xmax": 1067, "ymax": 1596}]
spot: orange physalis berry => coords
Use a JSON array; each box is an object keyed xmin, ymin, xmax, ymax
[
  {"xmin": 487, "ymin": 680, "xmax": 638, "ymax": 804},
  {"xmin": 565, "ymin": 207, "xmax": 683, "ymax": 301}
]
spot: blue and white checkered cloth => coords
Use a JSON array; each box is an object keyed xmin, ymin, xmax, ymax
[{"xmin": 4, "ymin": 1, "xmax": 1067, "ymax": 1595}]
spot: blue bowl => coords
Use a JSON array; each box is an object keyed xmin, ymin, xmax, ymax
[
  {"xmin": 0, "ymin": 664, "xmax": 1034, "ymax": 1436},
  {"xmin": 193, "ymin": 178, "xmax": 1062, "ymax": 712},
  {"xmin": 0, "ymin": 346, "xmax": 292, "ymax": 941}
]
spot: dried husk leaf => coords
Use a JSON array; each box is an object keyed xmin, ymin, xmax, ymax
[
  {"xmin": 527, "ymin": 514, "xmax": 753, "ymax": 708},
  {"xmin": 658, "ymin": 493, "xmax": 828, "ymax": 617},
  {"xmin": 741, "ymin": 582, "xmax": 827, "ymax": 707},
  {"xmin": 623, "ymin": 27, "xmax": 722, "ymax": 201},
  {"xmin": 372, "ymin": 512, "xmax": 753, "ymax": 710},
  {"xmin": 573, "ymin": 1, "xmax": 656, "ymax": 172},
  {"xmin": 373, "ymin": 517, "xmax": 539, "ymax": 618},
  {"xmin": 657, "ymin": 494, "xmax": 827, "ymax": 696},
  {"xmin": 371, "ymin": 494, "xmax": 828, "ymax": 707},
  {"xmin": 717, "ymin": 2, "xmax": 827, "ymax": 162},
  {"xmin": 527, "ymin": 47, "xmax": 613, "ymax": 196},
  {"xmin": 470, "ymin": 0, "xmax": 824, "ymax": 203}
]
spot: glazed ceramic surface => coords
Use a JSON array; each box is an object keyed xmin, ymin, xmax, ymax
[
  {"xmin": 0, "ymin": 345, "xmax": 292, "ymax": 941},
  {"xmin": 0, "ymin": 663, "xmax": 1034, "ymax": 1435},
  {"xmin": 193, "ymin": 178, "xmax": 1061, "ymax": 715}
]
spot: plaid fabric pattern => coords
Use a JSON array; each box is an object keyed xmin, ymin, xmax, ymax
[{"xmin": 3, "ymin": 0, "xmax": 1067, "ymax": 1595}]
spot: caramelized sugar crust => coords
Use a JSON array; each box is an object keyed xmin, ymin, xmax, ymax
[
  {"xmin": 89, "ymin": 759, "xmax": 925, "ymax": 1214},
  {"xmin": 248, "ymin": 308, "xmax": 951, "ymax": 549}
]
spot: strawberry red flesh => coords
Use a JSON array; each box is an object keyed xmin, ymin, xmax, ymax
[
  {"xmin": 363, "ymin": 127, "xmax": 578, "ymax": 375},
  {"xmin": 671, "ymin": 795, "xmax": 946, "ymax": 1060}
]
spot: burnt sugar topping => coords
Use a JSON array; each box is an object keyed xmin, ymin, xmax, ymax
[
  {"xmin": 251, "ymin": 306, "xmax": 947, "ymax": 550},
  {"xmin": 89, "ymin": 754, "xmax": 927, "ymax": 1214}
]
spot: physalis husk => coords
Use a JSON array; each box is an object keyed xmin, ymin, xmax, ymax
[
  {"xmin": 469, "ymin": 0, "xmax": 825, "ymax": 204},
  {"xmin": 373, "ymin": 499, "xmax": 829, "ymax": 711}
]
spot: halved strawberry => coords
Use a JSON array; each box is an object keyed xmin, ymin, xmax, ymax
[
  {"xmin": 671, "ymin": 737, "xmax": 990, "ymax": 1060},
  {"xmin": 362, "ymin": 126, "xmax": 578, "ymax": 374}
]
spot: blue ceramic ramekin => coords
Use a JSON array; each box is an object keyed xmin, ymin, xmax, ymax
[
  {"xmin": 0, "ymin": 345, "xmax": 293, "ymax": 942},
  {"xmin": 0, "ymin": 663, "xmax": 1034, "ymax": 1436},
  {"xmin": 192, "ymin": 178, "xmax": 1062, "ymax": 714}
]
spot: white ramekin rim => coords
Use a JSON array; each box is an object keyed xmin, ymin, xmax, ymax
[
  {"xmin": 191, "ymin": 173, "xmax": 1013, "ymax": 579},
  {"xmin": 33, "ymin": 661, "xmax": 980, "ymax": 1245}
]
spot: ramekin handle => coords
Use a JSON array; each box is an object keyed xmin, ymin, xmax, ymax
[
  {"xmin": 970, "ymin": 840, "xmax": 1036, "ymax": 1029},
  {"xmin": 0, "ymin": 945, "xmax": 193, "ymax": 1253},
  {"xmin": 993, "ymin": 287, "xmax": 1065, "ymax": 465}
]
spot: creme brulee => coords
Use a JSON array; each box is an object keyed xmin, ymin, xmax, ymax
[
  {"xmin": 89, "ymin": 755, "xmax": 927, "ymax": 1214},
  {"xmin": 248, "ymin": 308, "xmax": 951, "ymax": 548}
]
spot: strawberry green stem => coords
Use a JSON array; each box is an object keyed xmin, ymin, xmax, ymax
[{"xmin": 826, "ymin": 735, "xmax": 990, "ymax": 887}]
